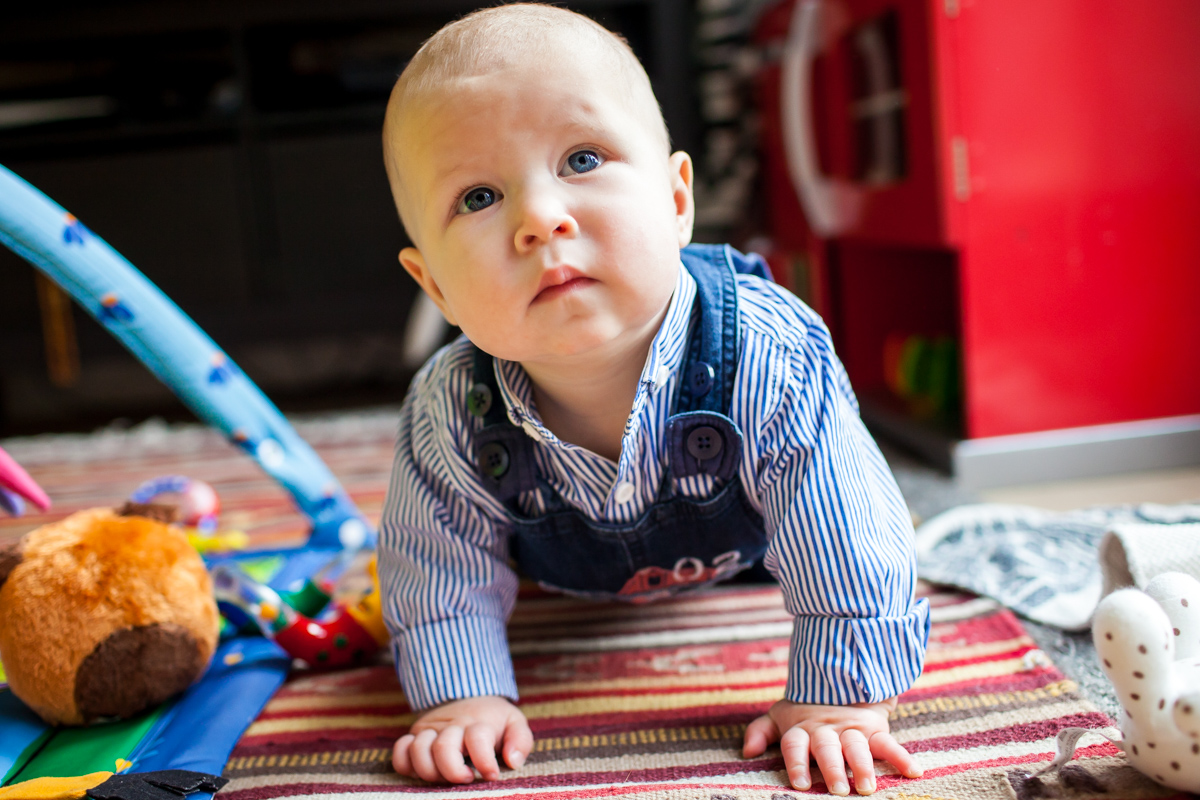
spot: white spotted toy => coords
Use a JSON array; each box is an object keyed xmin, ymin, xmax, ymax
[{"xmin": 1093, "ymin": 571, "xmax": 1200, "ymax": 791}]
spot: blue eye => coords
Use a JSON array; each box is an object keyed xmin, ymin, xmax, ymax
[
  {"xmin": 562, "ymin": 150, "xmax": 602, "ymax": 175},
  {"xmin": 458, "ymin": 187, "xmax": 497, "ymax": 214}
]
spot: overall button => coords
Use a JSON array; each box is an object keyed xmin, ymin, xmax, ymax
[
  {"xmin": 688, "ymin": 362, "xmax": 715, "ymax": 396},
  {"xmin": 613, "ymin": 481, "xmax": 636, "ymax": 504},
  {"xmin": 686, "ymin": 425, "xmax": 723, "ymax": 461},
  {"xmin": 467, "ymin": 383, "xmax": 493, "ymax": 416},
  {"xmin": 478, "ymin": 442, "xmax": 510, "ymax": 478},
  {"xmin": 521, "ymin": 420, "xmax": 542, "ymax": 442}
]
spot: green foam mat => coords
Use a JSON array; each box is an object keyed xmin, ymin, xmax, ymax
[{"xmin": 13, "ymin": 707, "xmax": 165, "ymax": 782}]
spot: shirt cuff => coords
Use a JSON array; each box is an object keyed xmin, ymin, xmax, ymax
[
  {"xmin": 785, "ymin": 598, "xmax": 930, "ymax": 705},
  {"xmin": 392, "ymin": 615, "xmax": 518, "ymax": 711}
]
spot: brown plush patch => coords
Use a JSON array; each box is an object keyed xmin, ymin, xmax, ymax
[
  {"xmin": 0, "ymin": 538, "xmax": 22, "ymax": 588},
  {"xmin": 75, "ymin": 623, "xmax": 206, "ymax": 722},
  {"xmin": 116, "ymin": 502, "xmax": 178, "ymax": 524}
]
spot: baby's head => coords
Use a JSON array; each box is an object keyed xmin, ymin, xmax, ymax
[
  {"xmin": 383, "ymin": 4, "xmax": 694, "ymax": 366},
  {"xmin": 384, "ymin": 5, "xmax": 671, "ymax": 225}
]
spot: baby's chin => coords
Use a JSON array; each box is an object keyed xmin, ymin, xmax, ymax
[{"xmin": 478, "ymin": 326, "xmax": 633, "ymax": 366}]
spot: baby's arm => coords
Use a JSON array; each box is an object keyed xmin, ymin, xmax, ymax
[
  {"xmin": 378, "ymin": 357, "xmax": 529, "ymax": 783},
  {"xmin": 748, "ymin": 310, "xmax": 931, "ymax": 795},
  {"xmin": 393, "ymin": 696, "xmax": 532, "ymax": 783},
  {"xmin": 742, "ymin": 699, "xmax": 920, "ymax": 795}
]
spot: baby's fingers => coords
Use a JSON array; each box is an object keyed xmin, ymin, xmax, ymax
[
  {"xmin": 503, "ymin": 714, "xmax": 534, "ymax": 770},
  {"xmin": 840, "ymin": 729, "xmax": 876, "ymax": 795},
  {"xmin": 432, "ymin": 726, "xmax": 475, "ymax": 783},
  {"xmin": 393, "ymin": 733, "xmax": 416, "ymax": 777},
  {"xmin": 811, "ymin": 726, "xmax": 850, "ymax": 796},
  {"xmin": 778, "ymin": 725, "xmax": 812, "ymax": 791},
  {"xmin": 869, "ymin": 731, "xmax": 923, "ymax": 779},
  {"xmin": 742, "ymin": 714, "xmax": 781, "ymax": 758},
  {"xmin": 408, "ymin": 728, "xmax": 444, "ymax": 783},
  {"xmin": 465, "ymin": 724, "xmax": 500, "ymax": 780}
]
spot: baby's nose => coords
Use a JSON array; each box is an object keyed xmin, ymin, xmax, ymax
[{"xmin": 514, "ymin": 189, "xmax": 577, "ymax": 249}]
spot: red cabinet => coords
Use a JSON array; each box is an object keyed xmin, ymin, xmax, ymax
[{"xmin": 757, "ymin": 0, "xmax": 1200, "ymax": 444}]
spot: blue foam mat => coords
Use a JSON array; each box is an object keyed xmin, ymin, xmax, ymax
[
  {"xmin": 0, "ymin": 689, "xmax": 49, "ymax": 782},
  {"xmin": 130, "ymin": 636, "xmax": 290, "ymax": 775}
]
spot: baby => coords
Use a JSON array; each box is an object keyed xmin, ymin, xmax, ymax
[{"xmin": 377, "ymin": 4, "xmax": 929, "ymax": 795}]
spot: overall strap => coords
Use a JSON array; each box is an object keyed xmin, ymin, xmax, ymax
[
  {"xmin": 468, "ymin": 346, "xmax": 508, "ymax": 427},
  {"xmin": 667, "ymin": 243, "xmax": 769, "ymax": 482},
  {"xmin": 676, "ymin": 243, "xmax": 762, "ymax": 415},
  {"xmin": 466, "ymin": 348, "xmax": 538, "ymax": 502}
]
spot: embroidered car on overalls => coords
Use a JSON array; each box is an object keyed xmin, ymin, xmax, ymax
[{"xmin": 466, "ymin": 244, "xmax": 774, "ymax": 602}]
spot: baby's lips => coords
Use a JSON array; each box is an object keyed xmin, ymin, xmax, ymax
[{"xmin": 534, "ymin": 264, "xmax": 585, "ymax": 294}]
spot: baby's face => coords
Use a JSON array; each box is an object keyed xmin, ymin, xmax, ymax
[{"xmin": 391, "ymin": 50, "xmax": 693, "ymax": 367}]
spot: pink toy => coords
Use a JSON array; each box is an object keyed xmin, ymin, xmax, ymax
[
  {"xmin": 129, "ymin": 475, "xmax": 220, "ymax": 532},
  {"xmin": 0, "ymin": 445, "xmax": 50, "ymax": 511}
]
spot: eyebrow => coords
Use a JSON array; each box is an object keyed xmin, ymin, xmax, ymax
[{"xmin": 433, "ymin": 114, "xmax": 614, "ymax": 181}]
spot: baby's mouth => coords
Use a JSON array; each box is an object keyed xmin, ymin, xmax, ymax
[{"xmin": 532, "ymin": 267, "xmax": 595, "ymax": 304}]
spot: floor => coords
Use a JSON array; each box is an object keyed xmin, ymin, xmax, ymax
[
  {"xmin": 981, "ymin": 465, "xmax": 1200, "ymax": 511},
  {"xmin": 880, "ymin": 441, "xmax": 1200, "ymax": 721}
]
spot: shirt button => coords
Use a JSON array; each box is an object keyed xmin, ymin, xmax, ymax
[
  {"xmin": 614, "ymin": 481, "xmax": 635, "ymax": 504},
  {"xmin": 521, "ymin": 421, "xmax": 542, "ymax": 442},
  {"xmin": 654, "ymin": 365, "xmax": 670, "ymax": 389}
]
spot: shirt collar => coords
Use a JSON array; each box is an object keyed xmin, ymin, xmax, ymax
[
  {"xmin": 638, "ymin": 262, "xmax": 695, "ymax": 392},
  {"xmin": 493, "ymin": 260, "xmax": 697, "ymax": 433}
]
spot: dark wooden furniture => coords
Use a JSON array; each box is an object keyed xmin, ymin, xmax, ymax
[{"xmin": 0, "ymin": 0, "xmax": 699, "ymax": 433}]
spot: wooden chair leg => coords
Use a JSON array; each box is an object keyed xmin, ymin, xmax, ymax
[{"xmin": 34, "ymin": 272, "xmax": 80, "ymax": 388}]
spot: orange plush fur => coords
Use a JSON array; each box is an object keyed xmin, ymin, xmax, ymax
[{"xmin": 0, "ymin": 508, "xmax": 218, "ymax": 725}]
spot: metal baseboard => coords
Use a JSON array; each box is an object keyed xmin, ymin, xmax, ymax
[
  {"xmin": 861, "ymin": 399, "xmax": 1200, "ymax": 491},
  {"xmin": 953, "ymin": 415, "xmax": 1200, "ymax": 490}
]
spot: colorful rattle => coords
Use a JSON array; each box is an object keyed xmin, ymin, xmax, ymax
[{"xmin": 211, "ymin": 556, "xmax": 388, "ymax": 669}]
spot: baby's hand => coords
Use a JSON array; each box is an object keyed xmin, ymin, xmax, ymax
[
  {"xmin": 393, "ymin": 695, "xmax": 532, "ymax": 784},
  {"xmin": 742, "ymin": 698, "xmax": 921, "ymax": 796}
]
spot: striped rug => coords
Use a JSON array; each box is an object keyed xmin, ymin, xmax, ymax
[
  {"xmin": 0, "ymin": 411, "xmax": 399, "ymax": 550},
  {"xmin": 220, "ymin": 585, "xmax": 1177, "ymax": 800},
  {"xmin": 0, "ymin": 414, "xmax": 1181, "ymax": 799}
]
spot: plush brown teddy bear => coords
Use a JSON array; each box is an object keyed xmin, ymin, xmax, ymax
[{"xmin": 0, "ymin": 505, "xmax": 219, "ymax": 725}]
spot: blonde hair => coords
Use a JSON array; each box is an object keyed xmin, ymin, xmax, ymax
[{"xmin": 382, "ymin": 3, "xmax": 670, "ymax": 231}]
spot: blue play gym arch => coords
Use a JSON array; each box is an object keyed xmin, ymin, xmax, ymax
[{"xmin": 0, "ymin": 162, "xmax": 378, "ymax": 792}]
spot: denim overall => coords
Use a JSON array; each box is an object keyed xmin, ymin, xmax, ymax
[{"xmin": 466, "ymin": 244, "xmax": 773, "ymax": 601}]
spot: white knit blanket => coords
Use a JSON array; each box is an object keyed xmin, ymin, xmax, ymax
[{"xmin": 915, "ymin": 503, "xmax": 1200, "ymax": 630}]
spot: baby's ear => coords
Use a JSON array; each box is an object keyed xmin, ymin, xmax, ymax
[
  {"xmin": 399, "ymin": 248, "xmax": 458, "ymax": 327},
  {"xmin": 669, "ymin": 151, "xmax": 695, "ymax": 248},
  {"xmin": 0, "ymin": 538, "xmax": 24, "ymax": 589}
]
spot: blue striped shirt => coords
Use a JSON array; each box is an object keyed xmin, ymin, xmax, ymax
[{"xmin": 378, "ymin": 264, "xmax": 929, "ymax": 711}]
